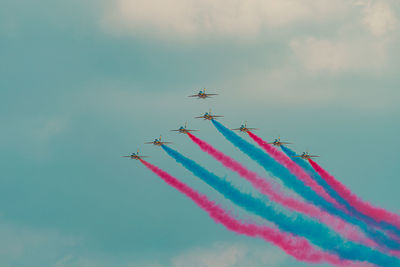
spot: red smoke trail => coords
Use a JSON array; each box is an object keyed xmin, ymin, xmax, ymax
[
  {"xmin": 186, "ymin": 132, "xmax": 376, "ymax": 248},
  {"xmin": 247, "ymin": 131, "xmax": 341, "ymax": 208},
  {"xmin": 139, "ymin": 159, "xmax": 363, "ymax": 266},
  {"xmin": 308, "ymin": 158, "xmax": 400, "ymax": 231}
]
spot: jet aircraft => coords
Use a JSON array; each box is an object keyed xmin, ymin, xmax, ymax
[
  {"xmin": 232, "ymin": 122, "xmax": 258, "ymax": 133},
  {"xmin": 145, "ymin": 136, "xmax": 173, "ymax": 146},
  {"xmin": 122, "ymin": 149, "xmax": 149, "ymax": 160},
  {"xmin": 188, "ymin": 88, "xmax": 218, "ymax": 99},
  {"xmin": 195, "ymin": 110, "xmax": 223, "ymax": 120},
  {"xmin": 268, "ymin": 137, "xmax": 292, "ymax": 147},
  {"xmin": 171, "ymin": 123, "xmax": 198, "ymax": 134},
  {"xmin": 293, "ymin": 152, "xmax": 320, "ymax": 159}
]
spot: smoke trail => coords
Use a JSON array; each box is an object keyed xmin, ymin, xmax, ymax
[
  {"xmin": 139, "ymin": 159, "xmax": 357, "ymax": 266},
  {"xmin": 211, "ymin": 119, "xmax": 400, "ymax": 251},
  {"xmin": 308, "ymin": 158, "xmax": 400, "ymax": 234},
  {"xmin": 186, "ymin": 132, "xmax": 375, "ymax": 247},
  {"xmin": 249, "ymin": 133, "xmax": 375, "ymax": 222},
  {"xmin": 161, "ymin": 145, "xmax": 400, "ymax": 266},
  {"xmin": 281, "ymin": 145, "xmax": 400, "ymax": 239},
  {"xmin": 247, "ymin": 131, "xmax": 340, "ymax": 207}
]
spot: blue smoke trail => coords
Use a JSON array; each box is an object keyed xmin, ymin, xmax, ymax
[
  {"xmin": 161, "ymin": 145, "xmax": 399, "ymax": 266},
  {"xmin": 280, "ymin": 145, "xmax": 400, "ymax": 238},
  {"xmin": 211, "ymin": 119, "xmax": 400, "ymax": 251}
]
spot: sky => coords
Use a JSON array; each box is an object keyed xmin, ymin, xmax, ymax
[{"xmin": 0, "ymin": 0, "xmax": 399, "ymax": 266}]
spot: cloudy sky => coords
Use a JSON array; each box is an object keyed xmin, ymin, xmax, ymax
[{"xmin": 1, "ymin": 0, "xmax": 399, "ymax": 266}]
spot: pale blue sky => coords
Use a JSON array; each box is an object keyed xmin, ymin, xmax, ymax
[{"xmin": 1, "ymin": 0, "xmax": 399, "ymax": 266}]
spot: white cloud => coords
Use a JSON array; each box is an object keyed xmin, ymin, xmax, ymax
[
  {"xmin": 22, "ymin": 116, "xmax": 69, "ymax": 161},
  {"xmin": 102, "ymin": 0, "xmax": 349, "ymax": 39},
  {"xmin": 362, "ymin": 1, "xmax": 398, "ymax": 36},
  {"xmin": 171, "ymin": 242, "xmax": 287, "ymax": 267},
  {"xmin": 0, "ymin": 215, "xmax": 286, "ymax": 267},
  {"xmin": 222, "ymin": 56, "xmax": 399, "ymax": 111},
  {"xmin": 0, "ymin": 218, "xmax": 166, "ymax": 267},
  {"xmin": 289, "ymin": 37, "xmax": 388, "ymax": 73},
  {"xmin": 54, "ymin": 256, "xmax": 163, "ymax": 267},
  {"xmin": 101, "ymin": 0, "xmax": 400, "ymax": 80},
  {"xmin": 100, "ymin": 0, "xmax": 400, "ymax": 79},
  {"xmin": 0, "ymin": 220, "xmax": 79, "ymax": 267},
  {"xmin": 34, "ymin": 117, "xmax": 68, "ymax": 141},
  {"xmin": 0, "ymin": 221, "xmax": 287, "ymax": 267}
]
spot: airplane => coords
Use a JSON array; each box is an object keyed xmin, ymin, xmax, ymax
[
  {"xmin": 171, "ymin": 123, "xmax": 198, "ymax": 134},
  {"xmin": 292, "ymin": 152, "xmax": 320, "ymax": 160},
  {"xmin": 267, "ymin": 137, "xmax": 292, "ymax": 147},
  {"xmin": 194, "ymin": 110, "xmax": 223, "ymax": 120},
  {"xmin": 188, "ymin": 88, "xmax": 218, "ymax": 99},
  {"xmin": 232, "ymin": 122, "xmax": 258, "ymax": 133},
  {"xmin": 145, "ymin": 136, "xmax": 173, "ymax": 146},
  {"xmin": 122, "ymin": 149, "xmax": 149, "ymax": 160}
]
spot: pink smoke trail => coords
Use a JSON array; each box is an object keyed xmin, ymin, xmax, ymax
[
  {"xmin": 140, "ymin": 159, "xmax": 364, "ymax": 266},
  {"xmin": 308, "ymin": 158, "xmax": 400, "ymax": 232},
  {"xmin": 246, "ymin": 132, "xmax": 400, "ymax": 254},
  {"xmin": 247, "ymin": 131, "xmax": 341, "ymax": 208},
  {"xmin": 186, "ymin": 132, "xmax": 376, "ymax": 248}
]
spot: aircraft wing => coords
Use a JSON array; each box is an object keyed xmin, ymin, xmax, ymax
[
  {"xmin": 205, "ymin": 94, "xmax": 218, "ymax": 96},
  {"xmin": 122, "ymin": 156, "xmax": 131, "ymax": 157},
  {"xmin": 231, "ymin": 128, "xmax": 241, "ymax": 131},
  {"xmin": 144, "ymin": 142, "xmax": 154, "ymax": 144},
  {"xmin": 281, "ymin": 142, "xmax": 292, "ymax": 144},
  {"xmin": 247, "ymin": 128, "xmax": 258, "ymax": 131},
  {"xmin": 194, "ymin": 116, "xmax": 204, "ymax": 119},
  {"xmin": 139, "ymin": 156, "xmax": 150, "ymax": 158},
  {"xmin": 292, "ymin": 155, "xmax": 301, "ymax": 158},
  {"xmin": 212, "ymin": 115, "xmax": 224, "ymax": 117},
  {"xmin": 187, "ymin": 129, "xmax": 198, "ymax": 132},
  {"xmin": 310, "ymin": 155, "xmax": 320, "ymax": 158},
  {"xmin": 162, "ymin": 142, "xmax": 173, "ymax": 144},
  {"xmin": 188, "ymin": 95, "xmax": 198, "ymax": 97},
  {"xmin": 170, "ymin": 130, "xmax": 180, "ymax": 131}
]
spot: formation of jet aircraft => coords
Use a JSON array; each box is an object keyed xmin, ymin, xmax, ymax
[{"xmin": 125, "ymin": 89, "xmax": 320, "ymax": 161}]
